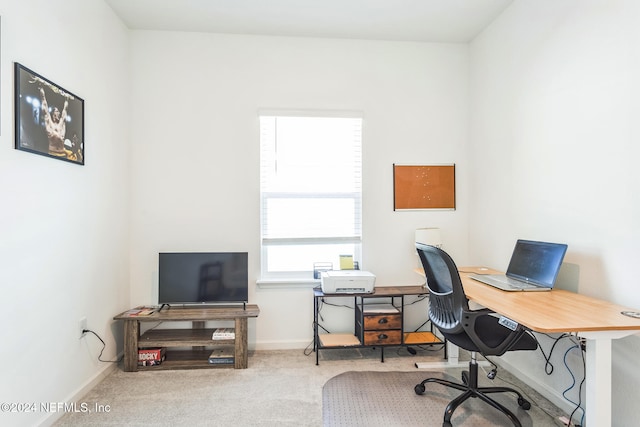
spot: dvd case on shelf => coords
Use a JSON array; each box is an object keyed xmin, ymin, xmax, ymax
[
  {"xmin": 208, "ymin": 346, "xmax": 234, "ymax": 364},
  {"xmin": 138, "ymin": 348, "xmax": 166, "ymax": 366},
  {"xmin": 211, "ymin": 328, "xmax": 235, "ymax": 340}
]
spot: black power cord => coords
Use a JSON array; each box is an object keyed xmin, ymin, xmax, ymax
[
  {"xmin": 530, "ymin": 332, "xmax": 586, "ymax": 426},
  {"xmin": 83, "ymin": 329, "xmax": 121, "ymax": 363}
]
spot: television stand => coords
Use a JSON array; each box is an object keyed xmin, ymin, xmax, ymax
[{"xmin": 114, "ymin": 305, "xmax": 260, "ymax": 371}]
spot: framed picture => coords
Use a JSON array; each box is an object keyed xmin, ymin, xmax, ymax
[
  {"xmin": 393, "ymin": 164, "xmax": 456, "ymax": 210},
  {"xmin": 14, "ymin": 63, "xmax": 84, "ymax": 165}
]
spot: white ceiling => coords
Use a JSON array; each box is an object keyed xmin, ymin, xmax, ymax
[{"xmin": 103, "ymin": 0, "xmax": 514, "ymax": 43}]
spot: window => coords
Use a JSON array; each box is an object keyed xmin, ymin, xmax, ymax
[{"xmin": 259, "ymin": 112, "xmax": 363, "ymax": 281}]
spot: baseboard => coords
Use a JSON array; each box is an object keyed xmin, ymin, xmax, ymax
[
  {"xmin": 37, "ymin": 356, "xmax": 120, "ymax": 427},
  {"xmin": 494, "ymin": 357, "xmax": 575, "ymax": 416},
  {"xmin": 253, "ymin": 340, "xmax": 312, "ymax": 351}
]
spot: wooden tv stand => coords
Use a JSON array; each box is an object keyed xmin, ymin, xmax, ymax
[{"xmin": 113, "ymin": 305, "xmax": 260, "ymax": 371}]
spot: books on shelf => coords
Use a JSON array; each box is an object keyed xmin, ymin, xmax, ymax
[
  {"xmin": 212, "ymin": 328, "xmax": 235, "ymax": 340},
  {"xmin": 208, "ymin": 346, "xmax": 234, "ymax": 365}
]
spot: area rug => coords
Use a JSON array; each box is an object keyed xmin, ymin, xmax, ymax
[{"xmin": 322, "ymin": 371, "xmax": 542, "ymax": 427}]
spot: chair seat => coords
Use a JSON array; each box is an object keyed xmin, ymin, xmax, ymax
[{"xmin": 442, "ymin": 315, "xmax": 538, "ymax": 355}]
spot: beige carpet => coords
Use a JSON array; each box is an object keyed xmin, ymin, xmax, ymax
[
  {"xmin": 53, "ymin": 349, "xmax": 564, "ymax": 426},
  {"xmin": 322, "ymin": 371, "xmax": 556, "ymax": 427}
]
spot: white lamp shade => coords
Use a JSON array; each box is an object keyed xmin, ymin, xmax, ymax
[{"xmin": 415, "ymin": 228, "xmax": 442, "ymax": 248}]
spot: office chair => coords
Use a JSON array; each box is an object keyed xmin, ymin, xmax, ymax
[{"xmin": 414, "ymin": 243, "xmax": 538, "ymax": 427}]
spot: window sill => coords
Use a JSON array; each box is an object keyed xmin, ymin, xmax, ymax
[{"xmin": 256, "ymin": 278, "xmax": 320, "ymax": 289}]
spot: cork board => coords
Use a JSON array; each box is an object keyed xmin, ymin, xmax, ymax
[{"xmin": 393, "ymin": 164, "xmax": 455, "ymax": 210}]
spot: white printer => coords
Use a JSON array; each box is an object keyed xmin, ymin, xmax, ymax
[{"xmin": 320, "ymin": 270, "xmax": 376, "ymax": 294}]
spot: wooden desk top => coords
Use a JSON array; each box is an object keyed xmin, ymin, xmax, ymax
[
  {"xmin": 459, "ymin": 269, "xmax": 640, "ymax": 333},
  {"xmin": 417, "ymin": 267, "xmax": 640, "ymax": 334}
]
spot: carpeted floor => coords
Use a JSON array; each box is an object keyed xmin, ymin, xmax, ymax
[
  {"xmin": 53, "ymin": 348, "xmax": 565, "ymax": 426},
  {"xmin": 322, "ymin": 370, "xmax": 555, "ymax": 426}
]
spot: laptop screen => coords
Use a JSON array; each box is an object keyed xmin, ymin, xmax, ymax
[{"xmin": 506, "ymin": 240, "xmax": 568, "ymax": 287}]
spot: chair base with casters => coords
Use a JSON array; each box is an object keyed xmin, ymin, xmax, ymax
[{"xmin": 414, "ymin": 352, "xmax": 531, "ymax": 427}]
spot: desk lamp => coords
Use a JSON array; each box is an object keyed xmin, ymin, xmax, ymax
[
  {"xmin": 414, "ymin": 227, "xmax": 442, "ymax": 272},
  {"xmin": 415, "ymin": 227, "xmax": 442, "ymax": 248}
]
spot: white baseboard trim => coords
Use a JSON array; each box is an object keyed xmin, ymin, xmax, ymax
[
  {"xmin": 494, "ymin": 358, "xmax": 575, "ymax": 416},
  {"xmin": 38, "ymin": 357, "xmax": 120, "ymax": 427},
  {"xmin": 253, "ymin": 340, "xmax": 312, "ymax": 351}
]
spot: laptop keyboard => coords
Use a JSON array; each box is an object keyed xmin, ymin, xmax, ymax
[{"xmin": 495, "ymin": 276, "xmax": 536, "ymax": 289}]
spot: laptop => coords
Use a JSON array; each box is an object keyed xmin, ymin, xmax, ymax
[{"xmin": 469, "ymin": 239, "xmax": 568, "ymax": 291}]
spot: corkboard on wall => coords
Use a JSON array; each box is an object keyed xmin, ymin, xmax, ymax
[{"xmin": 393, "ymin": 164, "xmax": 455, "ymax": 210}]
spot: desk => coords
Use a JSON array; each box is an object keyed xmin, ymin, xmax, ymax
[
  {"xmin": 313, "ymin": 285, "xmax": 444, "ymax": 365},
  {"xmin": 418, "ymin": 267, "xmax": 640, "ymax": 427}
]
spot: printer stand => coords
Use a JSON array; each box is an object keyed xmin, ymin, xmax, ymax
[{"xmin": 312, "ymin": 286, "xmax": 445, "ymax": 365}]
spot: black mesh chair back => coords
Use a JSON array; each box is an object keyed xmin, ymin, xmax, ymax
[{"xmin": 416, "ymin": 242, "xmax": 468, "ymax": 336}]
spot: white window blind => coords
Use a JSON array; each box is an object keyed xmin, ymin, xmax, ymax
[{"xmin": 259, "ymin": 113, "xmax": 362, "ymax": 280}]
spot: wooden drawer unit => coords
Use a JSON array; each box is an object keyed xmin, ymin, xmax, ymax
[
  {"xmin": 356, "ymin": 304, "xmax": 402, "ymax": 346},
  {"xmin": 363, "ymin": 313, "xmax": 402, "ymax": 330},
  {"xmin": 363, "ymin": 330, "xmax": 402, "ymax": 345}
]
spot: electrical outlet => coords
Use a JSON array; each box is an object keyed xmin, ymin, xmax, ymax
[{"xmin": 79, "ymin": 317, "xmax": 87, "ymax": 338}]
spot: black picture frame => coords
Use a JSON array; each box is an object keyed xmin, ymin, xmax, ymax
[{"xmin": 14, "ymin": 63, "xmax": 84, "ymax": 165}]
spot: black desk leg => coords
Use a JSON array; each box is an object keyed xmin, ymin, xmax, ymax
[{"xmin": 314, "ymin": 296, "xmax": 319, "ymax": 365}]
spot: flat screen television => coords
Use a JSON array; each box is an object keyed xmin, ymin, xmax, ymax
[{"xmin": 158, "ymin": 252, "xmax": 248, "ymax": 305}]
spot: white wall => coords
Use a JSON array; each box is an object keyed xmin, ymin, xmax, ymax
[
  {"xmin": 0, "ymin": 1, "xmax": 130, "ymax": 426},
  {"xmin": 469, "ymin": 0, "xmax": 640, "ymax": 423},
  {"xmin": 127, "ymin": 32, "xmax": 471, "ymax": 348},
  {"xmin": 9, "ymin": 1, "xmax": 636, "ymax": 424}
]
